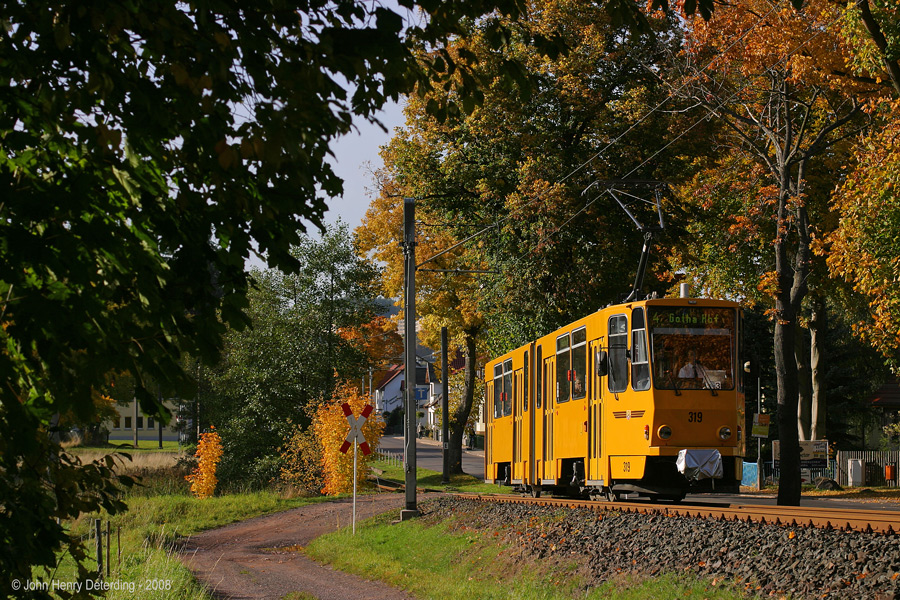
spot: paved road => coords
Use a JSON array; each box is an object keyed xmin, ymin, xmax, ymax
[{"xmin": 377, "ymin": 435, "xmax": 485, "ymax": 480}]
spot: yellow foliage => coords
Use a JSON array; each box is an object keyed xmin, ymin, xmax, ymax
[
  {"xmin": 826, "ymin": 104, "xmax": 900, "ymax": 359},
  {"xmin": 185, "ymin": 427, "xmax": 223, "ymax": 499},
  {"xmin": 313, "ymin": 382, "xmax": 384, "ymax": 495},
  {"xmin": 686, "ymin": 0, "xmax": 868, "ymax": 94},
  {"xmin": 279, "ymin": 422, "xmax": 324, "ymax": 494}
]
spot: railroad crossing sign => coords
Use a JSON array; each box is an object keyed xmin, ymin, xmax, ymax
[
  {"xmin": 340, "ymin": 403, "xmax": 373, "ymax": 456},
  {"xmin": 339, "ymin": 402, "xmax": 373, "ymax": 536}
]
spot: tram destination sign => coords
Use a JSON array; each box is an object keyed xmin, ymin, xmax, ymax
[{"xmin": 772, "ymin": 440, "xmax": 829, "ymax": 469}]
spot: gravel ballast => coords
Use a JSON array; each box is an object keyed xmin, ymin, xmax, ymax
[{"xmin": 421, "ymin": 496, "xmax": 900, "ymax": 599}]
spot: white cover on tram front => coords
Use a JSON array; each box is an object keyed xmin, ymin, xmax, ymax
[{"xmin": 677, "ymin": 449, "xmax": 723, "ymax": 480}]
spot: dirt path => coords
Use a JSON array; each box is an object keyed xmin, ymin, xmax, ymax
[{"xmin": 179, "ymin": 494, "xmax": 426, "ymax": 600}]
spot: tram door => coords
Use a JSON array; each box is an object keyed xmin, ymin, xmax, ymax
[
  {"xmin": 542, "ymin": 354, "xmax": 555, "ymax": 482},
  {"xmin": 485, "ymin": 380, "xmax": 492, "ymax": 478},
  {"xmin": 587, "ymin": 338, "xmax": 605, "ymax": 482},
  {"xmin": 530, "ymin": 346, "xmax": 543, "ymax": 485},
  {"xmin": 512, "ymin": 368, "xmax": 525, "ymax": 482}
]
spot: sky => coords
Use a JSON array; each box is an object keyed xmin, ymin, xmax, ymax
[
  {"xmin": 319, "ymin": 100, "xmax": 406, "ymax": 233},
  {"xmin": 244, "ymin": 99, "xmax": 405, "ymax": 271}
]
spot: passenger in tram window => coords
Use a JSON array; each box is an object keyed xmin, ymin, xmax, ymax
[
  {"xmin": 678, "ymin": 349, "xmax": 708, "ymax": 379},
  {"xmin": 573, "ymin": 375, "xmax": 584, "ymax": 397}
]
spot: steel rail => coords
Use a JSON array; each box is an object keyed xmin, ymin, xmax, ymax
[{"xmin": 454, "ymin": 493, "xmax": 900, "ymax": 535}]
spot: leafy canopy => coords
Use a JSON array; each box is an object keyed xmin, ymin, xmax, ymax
[{"xmin": 0, "ymin": 0, "xmax": 539, "ymax": 584}]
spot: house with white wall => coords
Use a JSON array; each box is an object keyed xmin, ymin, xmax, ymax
[
  {"xmin": 107, "ymin": 399, "xmax": 183, "ymax": 444},
  {"xmin": 373, "ymin": 358, "xmax": 436, "ymax": 430}
]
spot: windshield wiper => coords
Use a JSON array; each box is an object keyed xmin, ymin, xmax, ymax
[
  {"xmin": 697, "ymin": 363, "xmax": 718, "ymax": 396},
  {"xmin": 666, "ymin": 372, "xmax": 681, "ymax": 396}
]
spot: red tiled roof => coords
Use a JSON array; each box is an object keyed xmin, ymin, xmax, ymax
[
  {"xmin": 374, "ymin": 365, "xmax": 403, "ymax": 390},
  {"xmin": 374, "ymin": 362, "xmax": 436, "ymax": 390}
]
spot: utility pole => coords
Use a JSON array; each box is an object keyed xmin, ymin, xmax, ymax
[
  {"xmin": 133, "ymin": 397, "xmax": 139, "ymax": 448},
  {"xmin": 158, "ymin": 385, "xmax": 164, "ymax": 449},
  {"xmin": 441, "ymin": 326, "xmax": 450, "ymax": 484},
  {"xmin": 401, "ymin": 197, "xmax": 418, "ymax": 520}
]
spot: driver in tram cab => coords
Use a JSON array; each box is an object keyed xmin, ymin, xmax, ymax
[{"xmin": 678, "ymin": 349, "xmax": 708, "ymax": 379}]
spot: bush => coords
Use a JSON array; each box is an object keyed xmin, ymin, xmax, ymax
[
  {"xmin": 185, "ymin": 428, "xmax": 223, "ymax": 498},
  {"xmin": 280, "ymin": 425, "xmax": 325, "ymax": 495}
]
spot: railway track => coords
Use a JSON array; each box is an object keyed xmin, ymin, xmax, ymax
[{"xmin": 455, "ymin": 493, "xmax": 900, "ymax": 534}]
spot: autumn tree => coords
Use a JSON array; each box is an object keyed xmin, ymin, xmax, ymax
[
  {"xmin": 826, "ymin": 102, "xmax": 900, "ymax": 365},
  {"xmin": 833, "ymin": 0, "xmax": 900, "ymax": 95},
  {"xmin": 817, "ymin": 0, "xmax": 900, "ymax": 368},
  {"xmin": 378, "ymin": 0, "xmax": 689, "ymax": 343},
  {"xmin": 186, "ymin": 428, "xmax": 224, "ymax": 499},
  {"xmin": 664, "ymin": 0, "xmax": 889, "ymax": 504},
  {"xmin": 338, "ymin": 315, "xmax": 405, "ymax": 390}
]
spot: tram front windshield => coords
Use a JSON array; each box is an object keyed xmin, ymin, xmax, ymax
[{"xmin": 649, "ymin": 307, "xmax": 735, "ymax": 390}]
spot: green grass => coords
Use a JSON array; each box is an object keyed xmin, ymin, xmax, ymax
[
  {"xmin": 305, "ymin": 508, "xmax": 749, "ymax": 600},
  {"xmin": 68, "ymin": 440, "xmax": 187, "ymax": 453},
  {"xmin": 370, "ymin": 458, "xmax": 501, "ymax": 495}
]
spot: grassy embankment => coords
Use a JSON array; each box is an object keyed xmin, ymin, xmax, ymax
[
  {"xmin": 313, "ymin": 458, "xmax": 749, "ymax": 599},
  {"xmin": 305, "ymin": 506, "xmax": 749, "ymax": 600}
]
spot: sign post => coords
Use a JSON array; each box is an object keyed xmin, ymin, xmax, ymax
[
  {"xmin": 339, "ymin": 402, "xmax": 373, "ymax": 535},
  {"xmin": 751, "ymin": 412, "xmax": 770, "ymax": 490}
]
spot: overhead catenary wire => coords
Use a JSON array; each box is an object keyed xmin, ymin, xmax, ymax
[
  {"xmin": 508, "ymin": 0, "xmax": 853, "ymax": 266},
  {"xmin": 415, "ymin": 1, "xmax": 784, "ymax": 270}
]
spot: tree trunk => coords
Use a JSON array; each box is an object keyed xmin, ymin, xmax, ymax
[
  {"xmin": 448, "ymin": 329, "xmax": 479, "ymax": 474},
  {"xmin": 795, "ymin": 321, "xmax": 812, "ymax": 441},
  {"xmin": 857, "ymin": 0, "xmax": 900, "ymax": 96},
  {"xmin": 775, "ymin": 312, "xmax": 802, "ymax": 505},
  {"xmin": 809, "ymin": 298, "xmax": 826, "ymax": 440},
  {"xmin": 775, "ymin": 164, "xmax": 809, "ymax": 506}
]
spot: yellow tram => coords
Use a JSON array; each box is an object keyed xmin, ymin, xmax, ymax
[{"xmin": 484, "ymin": 295, "xmax": 745, "ymax": 501}]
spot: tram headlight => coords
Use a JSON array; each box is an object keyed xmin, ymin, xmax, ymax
[
  {"xmin": 718, "ymin": 426, "xmax": 732, "ymax": 440},
  {"xmin": 657, "ymin": 425, "xmax": 672, "ymax": 440}
]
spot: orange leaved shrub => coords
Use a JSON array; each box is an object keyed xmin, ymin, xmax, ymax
[{"xmin": 185, "ymin": 427, "xmax": 223, "ymax": 499}]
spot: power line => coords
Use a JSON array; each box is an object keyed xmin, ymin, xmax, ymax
[
  {"xmin": 509, "ymin": 0, "xmax": 852, "ymax": 265},
  {"xmin": 417, "ymin": 1, "xmax": 782, "ymax": 269}
]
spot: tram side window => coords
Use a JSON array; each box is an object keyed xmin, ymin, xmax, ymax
[
  {"xmin": 632, "ymin": 308, "xmax": 651, "ymax": 391},
  {"xmin": 608, "ymin": 315, "xmax": 628, "ymax": 393},
  {"xmin": 572, "ymin": 328, "xmax": 587, "ymax": 400},
  {"xmin": 556, "ymin": 333, "xmax": 570, "ymax": 403},
  {"xmin": 503, "ymin": 359, "xmax": 513, "ymax": 416},
  {"xmin": 536, "ymin": 346, "xmax": 543, "ymax": 409}
]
